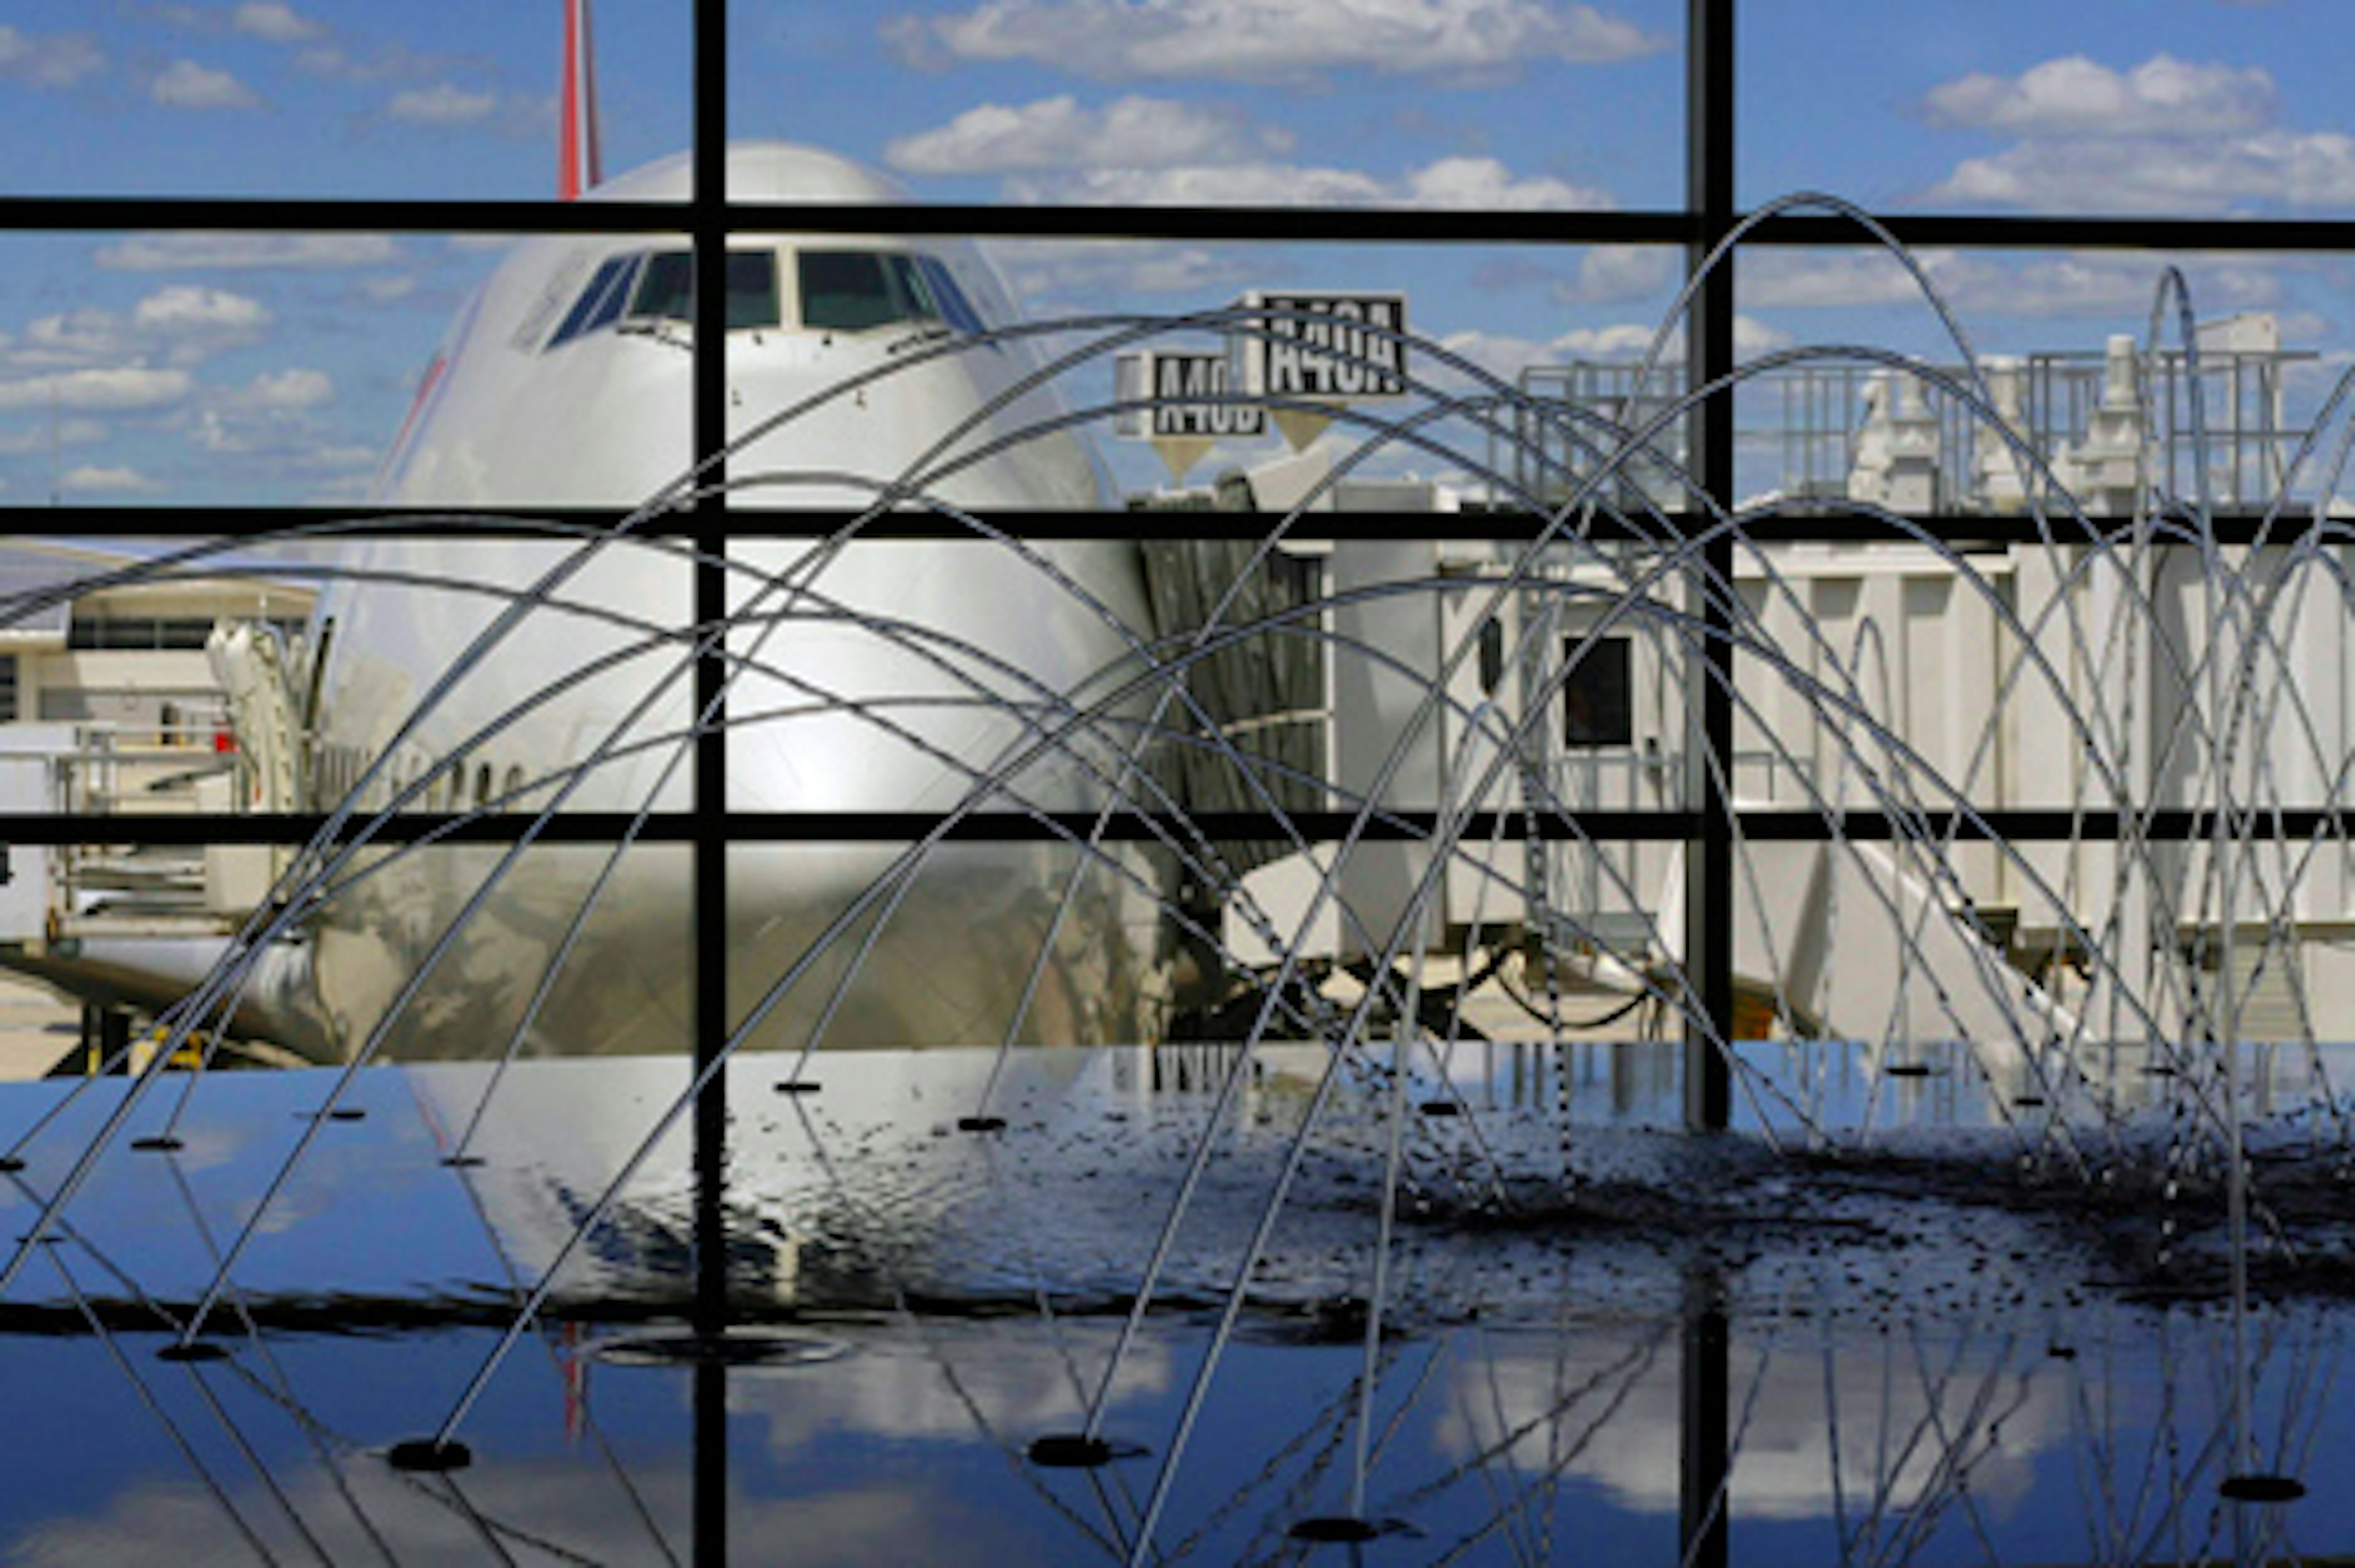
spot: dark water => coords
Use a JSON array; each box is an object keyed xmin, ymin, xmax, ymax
[{"xmin": 1, "ymin": 1040, "xmax": 2349, "ymax": 1563}]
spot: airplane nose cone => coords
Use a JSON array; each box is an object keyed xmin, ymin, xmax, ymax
[
  {"xmin": 705, "ymin": 533, "xmax": 1161, "ymax": 1050},
  {"xmin": 722, "ymin": 538, "xmax": 1148, "ymax": 816}
]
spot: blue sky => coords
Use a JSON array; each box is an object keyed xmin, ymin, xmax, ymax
[{"xmin": 0, "ymin": 0, "xmax": 2350, "ymax": 505}]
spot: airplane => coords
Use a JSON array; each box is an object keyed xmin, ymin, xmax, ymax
[{"xmin": 15, "ymin": 0, "xmax": 1186, "ymax": 1066}]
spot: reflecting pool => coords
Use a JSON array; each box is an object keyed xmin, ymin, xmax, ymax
[{"xmin": 1, "ymin": 1042, "xmax": 2349, "ymax": 1564}]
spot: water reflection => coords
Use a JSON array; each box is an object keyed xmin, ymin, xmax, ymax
[{"xmin": 0, "ymin": 1044, "xmax": 2346, "ymax": 1562}]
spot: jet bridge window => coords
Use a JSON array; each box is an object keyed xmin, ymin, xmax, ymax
[
  {"xmin": 798, "ymin": 250, "xmax": 942, "ymax": 334},
  {"xmin": 1561, "ymin": 635, "xmax": 1634, "ymax": 748}
]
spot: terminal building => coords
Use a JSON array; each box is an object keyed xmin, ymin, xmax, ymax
[{"xmin": 0, "ymin": 541, "xmax": 308, "ymax": 1076}]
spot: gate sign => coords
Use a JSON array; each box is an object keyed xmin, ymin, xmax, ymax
[
  {"xmin": 1232, "ymin": 292, "xmax": 1409, "ymax": 402},
  {"xmin": 1113, "ymin": 351, "xmax": 1266, "ymax": 440}
]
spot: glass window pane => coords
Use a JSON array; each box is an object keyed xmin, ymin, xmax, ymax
[
  {"xmin": 1740, "ymin": 3, "xmax": 2355, "ymax": 220},
  {"xmin": 1733, "ymin": 246, "xmax": 2340, "ymax": 513},
  {"xmin": 1, "ymin": 4, "xmax": 686, "ymax": 197},
  {"xmin": 732, "ymin": 0, "xmax": 1685, "ymax": 210}
]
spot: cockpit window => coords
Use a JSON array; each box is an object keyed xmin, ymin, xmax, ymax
[
  {"xmin": 630, "ymin": 251, "xmax": 695, "ymax": 324},
  {"xmin": 798, "ymin": 250, "xmax": 942, "ymax": 334},
  {"xmin": 608, "ymin": 250, "xmax": 778, "ymax": 332},
  {"xmin": 546, "ymin": 254, "xmax": 641, "ymax": 348},
  {"xmin": 726, "ymin": 250, "xmax": 779, "ymax": 331},
  {"xmin": 545, "ymin": 247, "xmax": 973, "ymax": 350},
  {"xmin": 916, "ymin": 256, "xmax": 987, "ymax": 337}
]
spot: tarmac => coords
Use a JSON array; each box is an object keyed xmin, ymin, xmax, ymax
[{"xmin": 0, "ymin": 976, "xmax": 78, "ymax": 1080}]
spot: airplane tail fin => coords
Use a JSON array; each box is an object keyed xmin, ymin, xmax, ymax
[{"xmin": 559, "ymin": 0, "xmax": 603, "ymax": 199}]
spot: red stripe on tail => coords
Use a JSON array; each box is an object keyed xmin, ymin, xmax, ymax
[{"xmin": 559, "ymin": 0, "xmax": 602, "ymax": 200}]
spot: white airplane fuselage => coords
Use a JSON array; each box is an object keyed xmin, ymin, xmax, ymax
[{"xmin": 299, "ymin": 143, "xmax": 1165, "ymax": 1060}]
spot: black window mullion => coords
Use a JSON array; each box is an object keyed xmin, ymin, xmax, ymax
[
  {"xmin": 0, "ymin": 196, "xmax": 684, "ymax": 235},
  {"xmin": 10, "ymin": 199, "xmax": 2346, "ymax": 255},
  {"xmin": 687, "ymin": 0, "xmax": 733, "ymax": 1551},
  {"xmin": 1683, "ymin": 4, "xmax": 1737, "ymax": 1557},
  {"xmin": 1683, "ymin": 0, "xmax": 1738, "ymax": 1142},
  {"xmin": 0, "ymin": 505, "xmax": 2330, "ymax": 548}
]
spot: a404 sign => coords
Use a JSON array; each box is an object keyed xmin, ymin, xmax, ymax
[{"xmin": 1232, "ymin": 291, "xmax": 1409, "ymax": 402}]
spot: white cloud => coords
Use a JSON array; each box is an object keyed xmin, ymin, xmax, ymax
[
  {"xmin": 1013, "ymin": 163, "xmax": 1384, "ymax": 205},
  {"xmin": 1008, "ymin": 154, "xmax": 1609, "ymax": 208},
  {"xmin": 96, "ymin": 232, "xmax": 403, "ymax": 271},
  {"xmin": 884, "ymin": 0, "xmax": 1664, "ymax": 83},
  {"xmin": 1401, "ymin": 156, "xmax": 1610, "ymax": 210},
  {"xmin": 192, "ymin": 412, "xmax": 370, "ymax": 467},
  {"xmin": 1924, "ymin": 55, "xmax": 2273, "ymax": 138},
  {"xmin": 229, "ymin": 368, "xmax": 333, "ymax": 410},
  {"xmin": 357, "ymin": 274, "xmax": 419, "ymax": 305},
  {"xmin": 995, "ymin": 239, "xmax": 1266, "ymax": 301},
  {"xmin": 1442, "ymin": 324, "xmax": 1644, "ymax": 383},
  {"xmin": 1742, "ymin": 250, "xmax": 1946, "ymax": 312},
  {"xmin": 1437, "ymin": 315, "xmax": 1788, "ymax": 386},
  {"xmin": 0, "ymin": 25, "xmax": 104, "ymax": 90},
  {"xmin": 1929, "ymin": 131, "xmax": 2355, "ymax": 214},
  {"xmin": 0, "ymin": 369, "xmax": 193, "ymax": 413},
  {"xmin": 1734, "ymin": 315, "xmax": 1794, "ymax": 358},
  {"xmin": 291, "ymin": 38, "xmax": 457, "ymax": 85},
  {"xmin": 6, "ymin": 286, "xmax": 272, "ymax": 376},
  {"xmin": 12, "ymin": 307, "xmax": 136, "ymax": 372},
  {"xmin": 0, "ymin": 418, "xmax": 104, "ymax": 456},
  {"xmin": 151, "ymin": 58, "xmax": 261, "ymax": 111},
  {"xmin": 388, "ymin": 82, "xmax": 499, "ymax": 125},
  {"xmin": 886, "ymin": 94, "xmax": 1288, "ymax": 175},
  {"xmin": 132, "ymin": 285, "xmax": 272, "ymax": 336},
  {"xmin": 1560, "ymin": 244, "xmax": 1675, "ymax": 305},
  {"xmin": 231, "ymin": 2, "xmax": 327, "ymax": 43},
  {"xmin": 1743, "ymin": 248, "xmax": 2288, "ymax": 321},
  {"xmin": 59, "ymin": 464, "xmax": 160, "ymax": 494},
  {"xmin": 1918, "ymin": 53, "xmax": 2355, "ymax": 216},
  {"xmin": 198, "ymin": 427, "xmax": 373, "ymax": 469},
  {"xmin": 188, "ymin": 369, "xmax": 352, "ymax": 464}
]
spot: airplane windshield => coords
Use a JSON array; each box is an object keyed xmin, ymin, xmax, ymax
[
  {"xmin": 543, "ymin": 247, "xmax": 976, "ymax": 348},
  {"xmin": 798, "ymin": 250, "xmax": 941, "ymax": 334}
]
